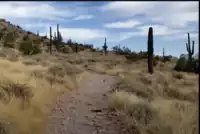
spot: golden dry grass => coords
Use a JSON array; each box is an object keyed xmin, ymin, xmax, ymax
[
  {"xmin": 0, "ymin": 48, "xmax": 198, "ymax": 134},
  {"xmin": 59, "ymin": 51, "xmax": 198, "ymax": 134},
  {"xmin": 107, "ymin": 60, "xmax": 198, "ymax": 134},
  {"xmin": 0, "ymin": 49, "xmax": 86, "ymax": 134}
]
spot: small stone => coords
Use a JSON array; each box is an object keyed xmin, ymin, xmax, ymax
[{"xmin": 91, "ymin": 109, "xmax": 102, "ymax": 113}]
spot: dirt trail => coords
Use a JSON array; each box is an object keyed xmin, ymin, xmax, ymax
[{"xmin": 45, "ymin": 73, "xmax": 122, "ymax": 134}]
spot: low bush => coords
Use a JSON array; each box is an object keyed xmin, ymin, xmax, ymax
[{"xmin": 19, "ymin": 40, "xmax": 41, "ymax": 55}]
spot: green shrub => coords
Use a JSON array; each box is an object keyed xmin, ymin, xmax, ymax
[
  {"xmin": 163, "ymin": 55, "xmax": 172, "ymax": 62},
  {"xmin": 174, "ymin": 56, "xmax": 187, "ymax": 71},
  {"xmin": 3, "ymin": 31, "xmax": 16, "ymax": 48},
  {"xmin": 19, "ymin": 40, "xmax": 41, "ymax": 55},
  {"xmin": 191, "ymin": 58, "xmax": 199, "ymax": 73},
  {"xmin": 153, "ymin": 58, "xmax": 158, "ymax": 66},
  {"xmin": 0, "ymin": 31, "xmax": 3, "ymax": 40},
  {"xmin": 174, "ymin": 54, "xmax": 198, "ymax": 73}
]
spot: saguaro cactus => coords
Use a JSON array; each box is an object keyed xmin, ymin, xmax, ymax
[
  {"xmin": 163, "ymin": 48, "xmax": 165, "ymax": 62},
  {"xmin": 186, "ymin": 32, "xmax": 194, "ymax": 62},
  {"xmin": 147, "ymin": 27, "xmax": 154, "ymax": 74},
  {"xmin": 53, "ymin": 32, "xmax": 57, "ymax": 45},
  {"xmin": 163, "ymin": 48, "xmax": 165, "ymax": 57},
  {"xmin": 56, "ymin": 24, "xmax": 60, "ymax": 50},
  {"xmin": 103, "ymin": 38, "xmax": 108, "ymax": 56},
  {"xmin": 49, "ymin": 26, "xmax": 52, "ymax": 55},
  {"xmin": 75, "ymin": 44, "xmax": 78, "ymax": 53},
  {"xmin": 185, "ymin": 32, "xmax": 195, "ymax": 71},
  {"xmin": 57, "ymin": 24, "xmax": 59, "ymax": 41}
]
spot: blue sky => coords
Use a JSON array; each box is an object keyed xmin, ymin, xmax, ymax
[{"xmin": 0, "ymin": 1, "xmax": 198, "ymax": 57}]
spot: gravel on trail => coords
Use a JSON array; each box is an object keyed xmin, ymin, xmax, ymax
[{"xmin": 45, "ymin": 73, "xmax": 123, "ymax": 134}]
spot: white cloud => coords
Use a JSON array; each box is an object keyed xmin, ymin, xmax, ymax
[
  {"xmin": 73, "ymin": 14, "xmax": 94, "ymax": 20},
  {"xmin": 59, "ymin": 28, "xmax": 106, "ymax": 41},
  {"xmin": 101, "ymin": 2, "xmax": 154, "ymax": 16},
  {"xmin": 22, "ymin": 23, "xmax": 48, "ymax": 29},
  {"xmin": 104, "ymin": 20, "xmax": 141, "ymax": 28},
  {"xmin": 40, "ymin": 25, "xmax": 107, "ymax": 42},
  {"xmin": 162, "ymin": 33, "xmax": 198, "ymax": 41},
  {"xmin": 101, "ymin": 2, "xmax": 198, "ymax": 28},
  {"xmin": 136, "ymin": 25, "xmax": 181, "ymax": 36},
  {"xmin": 0, "ymin": 2, "xmax": 76, "ymax": 21},
  {"xmin": 116, "ymin": 25, "xmax": 182, "ymax": 41}
]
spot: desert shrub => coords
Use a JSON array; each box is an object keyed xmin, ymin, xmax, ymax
[
  {"xmin": 16, "ymin": 25, "xmax": 22, "ymax": 29},
  {"xmin": 69, "ymin": 44, "xmax": 84, "ymax": 52},
  {"xmin": 163, "ymin": 55, "xmax": 172, "ymax": 62},
  {"xmin": 114, "ymin": 79, "xmax": 154, "ymax": 100},
  {"xmin": 48, "ymin": 63, "xmax": 83, "ymax": 77},
  {"xmin": 154, "ymin": 55, "xmax": 160, "ymax": 61},
  {"xmin": 0, "ymin": 122, "xmax": 8, "ymax": 134},
  {"xmin": 27, "ymin": 31, "xmax": 32, "ymax": 34},
  {"xmin": 22, "ymin": 34, "xmax": 29, "ymax": 41},
  {"xmin": 112, "ymin": 45, "xmax": 131, "ymax": 55},
  {"xmin": 32, "ymin": 36, "xmax": 42, "ymax": 45},
  {"xmin": 0, "ymin": 18, "xmax": 6, "ymax": 21},
  {"xmin": 3, "ymin": 31, "xmax": 16, "ymax": 48},
  {"xmin": 125, "ymin": 55, "xmax": 140, "ymax": 61},
  {"xmin": 0, "ymin": 31, "xmax": 4, "ymax": 40},
  {"xmin": 3, "ymin": 42, "xmax": 14, "ymax": 48},
  {"xmin": 61, "ymin": 45, "xmax": 73, "ymax": 53},
  {"xmin": 172, "ymin": 72, "xmax": 185, "ymax": 79},
  {"xmin": 110, "ymin": 70, "xmax": 198, "ymax": 134},
  {"xmin": 0, "ymin": 80, "xmax": 33, "ymax": 103},
  {"xmin": 174, "ymin": 55, "xmax": 188, "ymax": 71},
  {"xmin": 191, "ymin": 58, "xmax": 199, "ymax": 73},
  {"xmin": 19, "ymin": 40, "xmax": 41, "ymax": 55},
  {"xmin": 91, "ymin": 48, "xmax": 96, "ymax": 52},
  {"xmin": 174, "ymin": 54, "xmax": 198, "ymax": 73},
  {"xmin": 41, "ymin": 36, "xmax": 47, "ymax": 40},
  {"xmin": 153, "ymin": 58, "xmax": 158, "ymax": 66},
  {"xmin": 109, "ymin": 91, "xmax": 161, "ymax": 134}
]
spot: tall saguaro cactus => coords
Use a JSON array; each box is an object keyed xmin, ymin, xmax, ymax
[
  {"xmin": 103, "ymin": 37, "xmax": 108, "ymax": 56},
  {"xmin": 185, "ymin": 32, "xmax": 195, "ymax": 71},
  {"xmin": 49, "ymin": 26, "xmax": 52, "ymax": 55},
  {"xmin": 147, "ymin": 27, "xmax": 154, "ymax": 74},
  {"xmin": 186, "ymin": 32, "xmax": 194, "ymax": 61},
  {"xmin": 163, "ymin": 48, "xmax": 165, "ymax": 57},
  {"xmin": 163, "ymin": 48, "xmax": 165, "ymax": 62},
  {"xmin": 56, "ymin": 24, "xmax": 60, "ymax": 50},
  {"xmin": 57, "ymin": 24, "xmax": 59, "ymax": 41},
  {"xmin": 75, "ymin": 44, "xmax": 78, "ymax": 53}
]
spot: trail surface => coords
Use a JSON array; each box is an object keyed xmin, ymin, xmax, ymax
[{"xmin": 45, "ymin": 73, "xmax": 122, "ymax": 134}]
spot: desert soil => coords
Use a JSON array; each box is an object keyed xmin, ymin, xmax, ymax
[{"xmin": 45, "ymin": 73, "xmax": 123, "ymax": 134}]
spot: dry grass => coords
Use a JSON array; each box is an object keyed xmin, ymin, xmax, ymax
[
  {"xmin": 0, "ymin": 51, "xmax": 85, "ymax": 134},
  {"xmin": 108, "ymin": 60, "xmax": 198, "ymax": 134},
  {"xmin": 62, "ymin": 51, "xmax": 198, "ymax": 134},
  {"xmin": 0, "ymin": 48, "xmax": 198, "ymax": 134}
]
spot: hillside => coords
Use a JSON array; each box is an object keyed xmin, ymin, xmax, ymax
[{"xmin": 0, "ymin": 19, "xmax": 96, "ymax": 55}]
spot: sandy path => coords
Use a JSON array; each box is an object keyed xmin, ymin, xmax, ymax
[{"xmin": 45, "ymin": 73, "xmax": 122, "ymax": 134}]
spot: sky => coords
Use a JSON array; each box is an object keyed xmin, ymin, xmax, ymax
[{"xmin": 0, "ymin": 1, "xmax": 199, "ymax": 57}]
